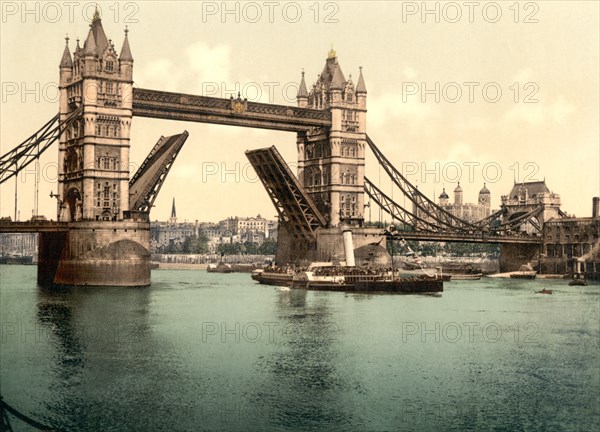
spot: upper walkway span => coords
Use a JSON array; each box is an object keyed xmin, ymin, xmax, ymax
[{"xmin": 132, "ymin": 88, "xmax": 332, "ymax": 132}]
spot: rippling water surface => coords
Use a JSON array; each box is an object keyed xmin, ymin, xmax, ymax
[{"xmin": 1, "ymin": 265, "xmax": 598, "ymax": 431}]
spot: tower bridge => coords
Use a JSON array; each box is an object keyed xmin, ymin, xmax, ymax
[{"xmin": 0, "ymin": 12, "xmax": 575, "ymax": 285}]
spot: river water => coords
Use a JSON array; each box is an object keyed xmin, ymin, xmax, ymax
[{"xmin": 1, "ymin": 265, "xmax": 598, "ymax": 431}]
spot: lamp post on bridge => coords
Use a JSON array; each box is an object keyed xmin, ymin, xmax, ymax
[{"xmin": 49, "ymin": 192, "xmax": 62, "ymax": 221}]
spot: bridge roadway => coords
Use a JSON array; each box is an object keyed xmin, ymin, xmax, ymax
[
  {"xmin": 390, "ymin": 231, "xmax": 542, "ymax": 245},
  {"xmin": 0, "ymin": 220, "xmax": 68, "ymax": 233},
  {"xmin": 0, "ymin": 220, "xmax": 541, "ymax": 245},
  {"xmin": 132, "ymin": 88, "xmax": 332, "ymax": 132}
]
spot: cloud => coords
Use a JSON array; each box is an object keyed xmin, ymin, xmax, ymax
[
  {"xmin": 369, "ymin": 92, "xmax": 439, "ymax": 129},
  {"xmin": 454, "ymin": 116, "xmax": 489, "ymax": 131},
  {"xmin": 403, "ymin": 67, "xmax": 418, "ymax": 80},
  {"xmin": 185, "ymin": 42, "xmax": 232, "ymax": 89},
  {"xmin": 135, "ymin": 58, "xmax": 179, "ymax": 91},
  {"xmin": 505, "ymin": 96, "xmax": 575, "ymax": 125},
  {"xmin": 548, "ymin": 96, "xmax": 576, "ymax": 122},
  {"xmin": 514, "ymin": 67, "xmax": 535, "ymax": 82},
  {"xmin": 136, "ymin": 42, "xmax": 232, "ymax": 95}
]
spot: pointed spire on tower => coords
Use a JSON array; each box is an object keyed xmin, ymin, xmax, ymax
[
  {"xmin": 60, "ymin": 35, "xmax": 73, "ymax": 68},
  {"xmin": 119, "ymin": 26, "xmax": 133, "ymax": 62},
  {"xmin": 83, "ymin": 26, "xmax": 97, "ymax": 56},
  {"xmin": 356, "ymin": 66, "xmax": 367, "ymax": 94},
  {"xmin": 297, "ymin": 70, "xmax": 308, "ymax": 98},
  {"xmin": 93, "ymin": 4, "xmax": 100, "ymax": 21},
  {"xmin": 88, "ymin": 5, "xmax": 109, "ymax": 55},
  {"xmin": 330, "ymin": 63, "xmax": 345, "ymax": 90}
]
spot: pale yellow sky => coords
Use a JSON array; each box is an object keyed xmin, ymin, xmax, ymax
[{"xmin": 1, "ymin": 1, "xmax": 598, "ymax": 222}]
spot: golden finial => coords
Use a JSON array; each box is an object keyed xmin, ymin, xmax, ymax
[{"xmin": 328, "ymin": 44, "xmax": 336, "ymax": 59}]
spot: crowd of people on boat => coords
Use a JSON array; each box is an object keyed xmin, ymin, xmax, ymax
[
  {"xmin": 311, "ymin": 266, "xmax": 391, "ymax": 276},
  {"xmin": 264, "ymin": 265, "xmax": 295, "ymax": 274}
]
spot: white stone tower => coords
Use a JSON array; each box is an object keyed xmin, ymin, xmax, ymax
[
  {"xmin": 296, "ymin": 49, "xmax": 367, "ymax": 227},
  {"xmin": 439, "ymin": 188, "xmax": 449, "ymax": 206},
  {"xmin": 454, "ymin": 182, "xmax": 463, "ymax": 207},
  {"xmin": 58, "ymin": 9, "xmax": 133, "ymax": 221},
  {"xmin": 478, "ymin": 183, "xmax": 491, "ymax": 209}
]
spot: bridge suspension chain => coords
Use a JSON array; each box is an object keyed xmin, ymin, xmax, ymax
[
  {"xmin": 0, "ymin": 107, "xmax": 83, "ymax": 185},
  {"xmin": 365, "ymin": 135, "xmax": 481, "ymax": 233},
  {"xmin": 365, "ymin": 135, "xmax": 547, "ymax": 236},
  {"xmin": 364, "ymin": 177, "xmax": 444, "ymax": 233},
  {"xmin": 490, "ymin": 205, "xmax": 544, "ymax": 234}
]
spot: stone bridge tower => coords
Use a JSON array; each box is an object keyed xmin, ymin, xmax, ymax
[
  {"xmin": 501, "ymin": 180, "xmax": 562, "ymax": 232},
  {"xmin": 58, "ymin": 10, "xmax": 133, "ymax": 222},
  {"xmin": 39, "ymin": 11, "xmax": 150, "ymax": 287},
  {"xmin": 296, "ymin": 49, "xmax": 367, "ymax": 228},
  {"xmin": 499, "ymin": 180, "xmax": 563, "ymax": 272}
]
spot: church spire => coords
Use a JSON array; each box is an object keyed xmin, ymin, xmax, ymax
[
  {"xmin": 168, "ymin": 197, "xmax": 177, "ymax": 224},
  {"xmin": 60, "ymin": 35, "xmax": 73, "ymax": 68},
  {"xmin": 119, "ymin": 27, "xmax": 133, "ymax": 62}
]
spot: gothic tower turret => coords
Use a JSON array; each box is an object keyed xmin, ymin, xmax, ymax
[
  {"xmin": 296, "ymin": 71, "xmax": 308, "ymax": 108},
  {"xmin": 296, "ymin": 49, "xmax": 367, "ymax": 227},
  {"xmin": 58, "ymin": 10, "xmax": 133, "ymax": 221}
]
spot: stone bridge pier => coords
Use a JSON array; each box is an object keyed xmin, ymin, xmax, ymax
[
  {"xmin": 38, "ymin": 221, "xmax": 151, "ymax": 287},
  {"xmin": 499, "ymin": 243, "xmax": 541, "ymax": 272}
]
